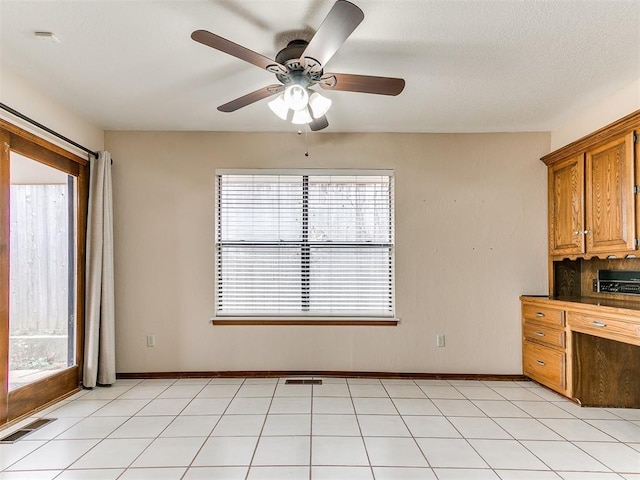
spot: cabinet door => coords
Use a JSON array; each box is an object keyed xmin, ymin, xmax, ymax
[
  {"xmin": 585, "ymin": 132, "xmax": 636, "ymax": 254},
  {"xmin": 549, "ymin": 154, "xmax": 585, "ymax": 255}
]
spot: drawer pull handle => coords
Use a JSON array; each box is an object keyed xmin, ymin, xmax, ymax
[
  {"xmin": 592, "ymin": 321, "xmax": 606, "ymax": 328},
  {"xmin": 536, "ymin": 360, "xmax": 546, "ymax": 366},
  {"xmin": 534, "ymin": 331, "xmax": 545, "ymax": 337},
  {"xmin": 535, "ymin": 312, "xmax": 545, "ymax": 318}
]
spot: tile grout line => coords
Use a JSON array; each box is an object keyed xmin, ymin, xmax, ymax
[
  {"xmin": 182, "ymin": 377, "xmax": 246, "ymax": 479},
  {"xmin": 243, "ymin": 378, "xmax": 277, "ymax": 480},
  {"xmin": 434, "ymin": 382, "xmax": 494, "ymax": 473},
  {"xmin": 388, "ymin": 378, "xmax": 438, "ymax": 475},
  {"xmin": 345, "ymin": 377, "xmax": 377, "ymax": 479},
  {"xmin": 159, "ymin": 379, "xmax": 216, "ymax": 480}
]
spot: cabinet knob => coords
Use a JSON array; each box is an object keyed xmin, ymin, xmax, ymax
[{"xmin": 584, "ymin": 230, "xmax": 591, "ymax": 235}]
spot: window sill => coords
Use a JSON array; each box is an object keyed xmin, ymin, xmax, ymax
[{"xmin": 210, "ymin": 317, "xmax": 399, "ymax": 326}]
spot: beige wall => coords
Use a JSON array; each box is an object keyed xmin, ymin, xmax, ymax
[
  {"xmin": 106, "ymin": 130, "xmax": 550, "ymax": 374},
  {"xmin": 550, "ymin": 77, "xmax": 640, "ymax": 150},
  {"xmin": 2, "ymin": 61, "xmax": 633, "ymax": 375},
  {"xmin": 0, "ymin": 69, "xmax": 104, "ymax": 152}
]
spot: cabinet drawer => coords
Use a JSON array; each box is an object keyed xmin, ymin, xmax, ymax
[
  {"xmin": 567, "ymin": 312, "xmax": 640, "ymax": 345},
  {"xmin": 523, "ymin": 321, "xmax": 565, "ymax": 348},
  {"xmin": 523, "ymin": 341, "xmax": 565, "ymax": 392},
  {"xmin": 522, "ymin": 303, "xmax": 565, "ymax": 327}
]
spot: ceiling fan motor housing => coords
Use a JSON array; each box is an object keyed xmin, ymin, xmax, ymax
[{"xmin": 273, "ymin": 40, "xmax": 323, "ymax": 87}]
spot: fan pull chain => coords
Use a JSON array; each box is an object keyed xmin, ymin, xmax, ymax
[
  {"xmin": 305, "ymin": 123, "xmax": 309, "ymax": 157},
  {"xmin": 297, "ymin": 124, "xmax": 310, "ymax": 157}
]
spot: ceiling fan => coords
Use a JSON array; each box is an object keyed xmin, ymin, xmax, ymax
[{"xmin": 191, "ymin": 0, "xmax": 405, "ymax": 131}]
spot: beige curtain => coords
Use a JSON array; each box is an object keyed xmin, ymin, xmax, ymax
[{"xmin": 83, "ymin": 151, "xmax": 115, "ymax": 388}]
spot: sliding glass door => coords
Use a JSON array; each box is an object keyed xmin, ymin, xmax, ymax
[
  {"xmin": 9, "ymin": 153, "xmax": 77, "ymax": 391},
  {"xmin": 0, "ymin": 122, "xmax": 87, "ymax": 425}
]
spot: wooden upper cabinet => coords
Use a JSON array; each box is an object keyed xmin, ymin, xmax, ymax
[
  {"xmin": 549, "ymin": 154, "xmax": 585, "ymax": 256},
  {"xmin": 585, "ymin": 132, "xmax": 636, "ymax": 254},
  {"xmin": 548, "ymin": 132, "xmax": 636, "ymax": 258}
]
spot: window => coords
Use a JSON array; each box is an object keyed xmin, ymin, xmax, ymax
[{"xmin": 215, "ymin": 170, "xmax": 394, "ymax": 319}]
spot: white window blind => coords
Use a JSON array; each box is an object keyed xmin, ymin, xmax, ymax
[{"xmin": 215, "ymin": 171, "xmax": 394, "ymax": 318}]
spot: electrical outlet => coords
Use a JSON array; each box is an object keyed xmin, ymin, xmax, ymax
[
  {"xmin": 146, "ymin": 335, "xmax": 156, "ymax": 347},
  {"xmin": 436, "ymin": 334, "xmax": 445, "ymax": 347}
]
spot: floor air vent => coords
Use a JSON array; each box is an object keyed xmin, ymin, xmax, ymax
[
  {"xmin": 0, "ymin": 418, "xmax": 55, "ymax": 444},
  {"xmin": 285, "ymin": 379, "xmax": 322, "ymax": 385}
]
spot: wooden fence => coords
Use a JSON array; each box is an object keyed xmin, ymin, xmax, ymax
[{"xmin": 9, "ymin": 184, "xmax": 70, "ymax": 336}]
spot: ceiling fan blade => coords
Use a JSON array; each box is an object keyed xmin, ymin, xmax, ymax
[
  {"xmin": 309, "ymin": 115, "xmax": 329, "ymax": 131},
  {"xmin": 218, "ymin": 85, "xmax": 284, "ymax": 112},
  {"xmin": 301, "ymin": 0, "xmax": 364, "ymax": 68},
  {"xmin": 192, "ymin": 30, "xmax": 286, "ymax": 74},
  {"xmin": 320, "ymin": 73, "xmax": 405, "ymax": 96}
]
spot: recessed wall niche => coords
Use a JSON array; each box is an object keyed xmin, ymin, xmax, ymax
[{"xmin": 553, "ymin": 257, "xmax": 640, "ymax": 301}]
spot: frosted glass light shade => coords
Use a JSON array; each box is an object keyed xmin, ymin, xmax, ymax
[
  {"xmin": 309, "ymin": 92, "xmax": 332, "ymax": 119},
  {"xmin": 284, "ymin": 84, "xmax": 309, "ymax": 111},
  {"xmin": 291, "ymin": 108, "xmax": 313, "ymax": 125},
  {"xmin": 268, "ymin": 94, "xmax": 288, "ymax": 120}
]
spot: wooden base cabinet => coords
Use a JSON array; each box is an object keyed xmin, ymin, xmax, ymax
[
  {"xmin": 521, "ymin": 296, "xmax": 640, "ymax": 407},
  {"xmin": 521, "ymin": 298, "xmax": 567, "ymax": 395}
]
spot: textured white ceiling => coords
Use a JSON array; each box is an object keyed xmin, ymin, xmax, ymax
[{"xmin": 1, "ymin": 0, "xmax": 639, "ymax": 133}]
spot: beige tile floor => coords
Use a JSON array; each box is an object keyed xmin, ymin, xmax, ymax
[{"xmin": 0, "ymin": 377, "xmax": 638, "ymax": 479}]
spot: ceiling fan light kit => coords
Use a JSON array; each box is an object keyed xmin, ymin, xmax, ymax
[
  {"xmin": 309, "ymin": 92, "xmax": 332, "ymax": 119},
  {"xmin": 191, "ymin": 0, "xmax": 405, "ymax": 131},
  {"xmin": 268, "ymin": 88, "xmax": 332, "ymax": 124},
  {"xmin": 291, "ymin": 108, "xmax": 314, "ymax": 125},
  {"xmin": 283, "ymin": 84, "xmax": 309, "ymax": 111},
  {"xmin": 268, "ymin": 94, "xmax": 289, "ymax": 120}
]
